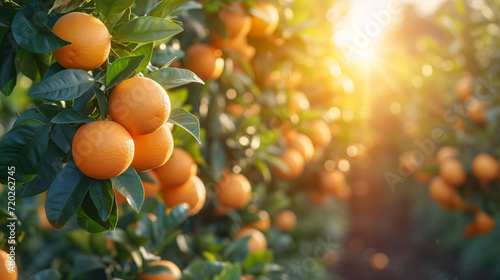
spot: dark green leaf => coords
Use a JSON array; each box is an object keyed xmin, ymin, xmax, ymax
[
  {"xmin": 29, "ymin": 69, "xmax": 94, "ymax": 101},
  {"xmin": 106, "ymin": 55, "xmax": 145, "ymax": 86},
  {"xmin": 147, "ymin": 68, "xmax": 204, "ymax": 89},
  {"xmin": 0, "ymin": 32, "xmax": 17, "ymax": 96},
  {"xmin": 95, "ymin": 0, "xmax": 135, "ymax": 30},
  {"xmin": 138, "ymin": 171, "xmax": 156, "ymax": 183},
  {"xmin": 21, "ymin": 141, "xmax": 65, "ymax": 197},
  {"xmin": 78, "ymin": 192, "xmax": 118, "ymax": 232},
  {"xmin": 110, "ymin": 166, "xmax": 144, "ymax": 213},
  {"xmin": 52, "ymin": 110, "xmax": 93, "ymax": 124},
  {"xmin": 148, "ymin": 0, "xmax": 192, "ymax": 18},
  {"xmin": 94, "ymin": 87, "xmax": 108, "ymax": 118},
  {"xmin": 11, "ymin": 5, "xmax": 69, "ymax": 53},
  {"xmin": 43, "ymin": 62, "xmax": 65, "ymax": 80},
  {"xmin": 49, "ymin": 0, "xmax": 88, "ymax": 13},
  {"xmin": 167, "ymin": 108, "xmax": 201, "ymax": 143},
  {"xmin": 73, "ymin": 88, "xmax": 95, "ymax": 112},
  {"xmin": 35, "ymin": 103, "xmax": 65, "ymax": 120},
  {"xmin": 0, "ymin": 119, "xmax": 50, "ymax": 183},
  {"xmin": 219, "ymin": 265, "xmax": 242, "ymax": 280},
  {"xmin": 45, "ymin": 161, "xmax": 91, "ymax": 228},
  {"xmin": 28, "ymin": 269, "xmax": 62, "ymax": 280},
  {"xmin": 165, "ymin": 203, "xmax": 189, "ymax": 228},
  {"xmin": 223, "ymin": 236, "xmax": 250, "ymax": 263},
  {"xmin": 50, "ymin": 124, "xmax": 76, "ymax": 153},
  {"xmin": 16, "ymin": 49, "xmax": 50, "ymax": 82},
  {"xmin": 112, "ymin": 16, "xmax": 183, "ymax": 43},
  {"xmin": 131, "ymin": 43, "xmax": 154, "ymax": 73},
  {"xmin": 89, "ymin": 179, "xmax": 114, "ymax": 222}
]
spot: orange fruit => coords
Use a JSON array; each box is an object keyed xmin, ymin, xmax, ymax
[
  {"xmin": 273, "ymin": 149, "xmax": 305, "ymax": 179},
  {"xmin": 370, "ymin": 253, "xmax": 389, "ymax": 270},
  {"xmin": 475, "ymin": 211, "xmax": 495, "ymax": 234},
  {"xmin": 307, "ymin": 120, "xmax": 332, "ymax": 148},
  {"xmin": 233, "ymin": 227, "xmax": 267, "ymax": 253},
  {"xmin": 273, "ymin": 210, "xmax": 296, "ymax": 232},
  {"xmin": 155, "ymin": 148, "xmax": 197, "ymax": 189},
  {"xmin": 131, "ymin": 124, "xmax": 174, "ymax": 173},
  {"xmin": 225, "ymin": 102, "xmax": 246, "ymax": 118},
  {"xmin": 286, "ymin": 133, "xmax": 314, "ymax": 163},
  {"xmin": 439, "ymin": 158, "xmax": 467, "ymax": 187},
  {"xmin": 52, "ymin": 12, "xmax": 110, "ymax": 71},
  {"xmin": 248, "ymin": 2, "xmax": 279, "ymax": 38},
  {"xmin": 467, "ymin": 98, "xmax": 488, "ymax": 126},
  {"xmin": 138, "ymin": 260, "xmax": 181, "ymax": 280},
  {"xmin": 246, "ymin": 210, "xmax": 271, "ymax": 231},
  {"xmin": 115, "ymin": 171, "xmax": 162, "ymax": 204},
  {"xmin": 219, "ymin": 3, "xmax": 252, "ymax": 39},
  {"xmin": 72, "ymin": 120, "xmax": 134, "ymax": 179},
  {"xmin": 319, "ymin": 170, "xmax": 346, "ymax": 195},
  {"xmin": 436, "ymin": 146, "xmax": 457, "ymax": 165},
  {"xmin": 455, "ymin": 72, "xmax": 473, "ymax": 102},
  {"xmin": 0, "ymin": 250, "xmax": 16, "ymax": 280},
  {"xmin": 216, "ymin": 172, "xmax": 252, "ymax": 209},
  {"xmin": 428, "ymin": 176, "xmax": 455, "ymax": 209},
  {"xmin": 289, "ymin": 91, "xmax": 309, "ymax": 115},
  {"xmin": 38, "ymin": 205, "xmax": 53, "ymax": 230},
  {"xmin": 463, "ymin": 222, "xmax": 477, "ymax": 238},
  {"xmin": 184, "ymin": 43, "xmax": 224, "ymax": 80},
  {"xmin": 109, "ymin": 77, "xmax": 171, "ymax": 136},
  {"xmin": 472, "ymin": 153, "xmax": 499, "ymax": 186},
  {"xmin": 162, "ymin": 175, "xmax": 206, "ymax": 216}
]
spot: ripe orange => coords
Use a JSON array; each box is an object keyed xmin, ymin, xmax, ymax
[
  {"xmin": 439, "ymin": 158, "xmax": 467, "ymax": 187},
  {"xmin": 455, "ymin": 72, "xmax": 473, "ymax": 102},
  {"xmin": 162, "ymin": 175, "xmax": 206, "ymax": 216},
  {"xmin": 155, "ymin": 148, "xmax": 197, "ymax": 189},
  {"xmin": 115, "ymin": 171, "xmax": 162, "ymax": 204},
  {"xmin": 472, "ymin": 153, "xmax": 499, "ymax": 186},
  {"xmin": 289, "ymin": 91, "xmax": 310, "ymax": 115},
  {"xmin": 467, "ymin": 98, "xmax": 488, "ymax": 126},
  {"xmin": 463, "ymin": 222, "xmax": 477, "ymax": 239},
  {"xmin": 306, "ymin": 120, "xmax": 332, "ymax": 148},
  {"xmin": 273, "ymin": 149, "xmax": 305, "ymax": 179},
  {"xmin": 38, "ymin": 205, "xmax": 53, "ymax": 230},
  {"xmin": 273, "ymin": 210, "xmax": 297, "ymax": 232},
  {"xmin": 72, "ymin": 120, "xmax": 134, "ymax": 179},
  {"xmin": 370, "ymin": 253, "xmax": 389, "ymax": 271},
  {"xmin": 436, "ymin": 146, "xmax": 457, "ymax": 165},
  {"xmin": 220, "ymin": 3, "xmax": 252, "ymax": 39},
  {"xmin": 246, "ymin": 210, "xmax": 271, "ymax": 231},
  {"xmin": 0, "ymin": 249, "xmax": 16, "ymax": 280},
  {"xmin": 217, "ymin": 172, "xmax": 252, "ymax": 209},
  {"xmin": 248, "ymin": 2, "xmax": 279, "ymax": 38},
  {"xmin": 319, "ymin": 170, "xmax": 346, "ymax": 195},
  {"xmin": 233, "ymin": 227, "xmax": 267, "ymax": 253},
  {"xmin": 184, "ymin": 43, "xmax": 224, "ymax": 80},
  {"xmin": 138, "ymin": 260, "xmax": 181, "ymax": 280},
  {"xmin": 428, "ymin": 176, "xmax": 455, "ymax": 209},
  {"xmin": 475, "ymin": 211, "xmax": 495, "ymax": 234},
  {"xmin": 286, "ymin": 133, "xmax": 314, "ymax": 163},
  {"xmin": 109, "ymin": 77, "xmax": 171, "ymax": 136},
  {"xmin": 131, "ymin": 124, "xmax": 174, "ymax": 173},
  {"xmin": 52, "ymin": 12, "xmax": 110, "ymax": 71}
]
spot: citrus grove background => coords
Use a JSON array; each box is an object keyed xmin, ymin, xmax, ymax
[{"xmin": 0, "ymin": 0, "xmax": 499, "ymax": 279}]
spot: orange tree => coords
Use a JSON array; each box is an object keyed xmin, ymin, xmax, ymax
[{"xmin": 0, "ymin": 0, "xmax": 351, "ymax": 279}]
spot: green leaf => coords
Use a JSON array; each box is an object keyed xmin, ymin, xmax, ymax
[
  {"xmin": 148, "ymin": 0, "xmax": 193, "ymax": 18},
  {"xmin": 131, "ymin": 43, "xmax": 154, "ymax": 73},
  {"xmin": 112, "ymin": 16, "xmax": 183, "ymax": 43},
  {"xmin": 21, "ymin": 141, "xmax": 65, "ymax": 197},
  {"xmin": 147, "ymin": 68, "xmax": 204, "ymax": 89},
  {"xmin": 106, "ymin": 55, "xmax": 145, "ymax": 87},
  {"xmin": 168, "ymin": 88, "xmax": 189, "ymax": 109},
  {"xmin": 0, "ymin": 32, "xmax": 17, "ymax": 96},
  {"xmin": 223, "ymin": 236, "xmax": 250, "ymax": 263},
  {"xmin": 73, "ymin": 88, "xmax": 95, "ymax": 112},
  {"xmin": 219, "ymin": 265, "xmax": 242, "ymax": 280},
  {"xmin": 96, "ymin": 0, "xmax": 135, "ymax": 30},
  {"xmin": 89, "ymin": 179, "xmax": 114, "ymax": 222},
  {"xmin": 52, "ymin": 110, "xmax": 94, "ymax": 124},
  {"xmin": 110, "ymin": 166, "xmax": 144, "ymax": 212},
  {"xmin": 45, "ymin": 161, "xmax": 92, "ymax": 229},
  {"xmin": 0, "ymin": 119, "xmax": 50, "ymax": 183},
  {"xmin": 11, "ymin": 5, "xmax": 69, "ymax": 54},
  {"xmin": 35, "ymin": 103, "xmax": 65, "ymax": 120},
  {"xmin": 29, "ymin": 69, "xmax": 94, "ymax": 101},
  {"xmin": 43, "ymin": 62, "xmax": 65, "ymax": 80},
  {"xmin": 165, "ymin": 203, "xmax": 189, "ymax": 228},
  {"xmin": 167, "ymin": 108, "xmax": 201, "ymax": 143},
  {"xmin": 28, "ymin": 269, "xmax": 62, "ymax": 280},
  {"xmin": 94, "ymin": 87, "xmax": 108, "ymax": 118},
  {"xmin": 138, "ymin": 171, "xmax": 156, "ymax": 183},
  {"xmin": 49, "ymin": 0, "xmax": 88, "ymax": 14},
  {"xmin": 78, "ymin": 192, "xmax": 118, "ymax": 232},
  {"xmin": 50, "ymin": 124, "xmax": 76, "ymax": 153},
  {"xmin": 65, "ymin": 229, "xmax": 92, "ymax": 253}
]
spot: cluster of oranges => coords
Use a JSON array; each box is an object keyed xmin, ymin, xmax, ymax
[
  {"xmin": 184, "ymin": 1, "xmax": 279, "ymax": 80},
  {"xmin": 429, "ymin": 147, "xmax": 497, "ymax": 238}
]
